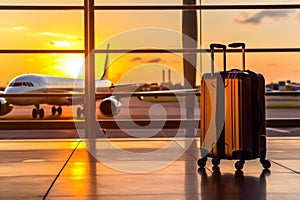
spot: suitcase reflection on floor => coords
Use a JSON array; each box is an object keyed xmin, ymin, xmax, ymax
[{"xmin": 198, "ymin": 167, "xmax": 270, "ymax": 200}]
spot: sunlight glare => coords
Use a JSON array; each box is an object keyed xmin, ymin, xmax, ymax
[
  {"xmin": 61, "ymin": 54, "xmax": 84, "ymax": 78},
  {"xmin": 52, "ymin": 40, "xmax": 71, "ymax": 47}
]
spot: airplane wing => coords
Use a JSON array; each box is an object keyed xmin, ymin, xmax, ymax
[
  {"xmin": 2, "ymin": 88, "xmax": 298, "ymax": 118},
  {"xmin": 0, "ymin": 88, "xmax": 200, "ymax": 99}
]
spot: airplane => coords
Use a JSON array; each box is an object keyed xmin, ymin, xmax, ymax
[
  {"xmin": 0, "ymin": 45, "xmax": 199, "ymax": 119},
  {"xmin": 0, "ymin": 75, "xmax": 114, "ymax": 119},
  {"xmin": 286, "ymin": 82, "xmax": 300, "ymax": 90},
  {"xmin": 0, "ymin": 45, "xmax": 131, "ymax": 119}
]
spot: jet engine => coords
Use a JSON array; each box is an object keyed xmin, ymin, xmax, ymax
[
  {"xmin": 0, "ymin": 98, "xmax": 13, "ymax": 115},
  {"xmin": 99, "ymin": 96, "xmax": 121, "ymax": 117}
]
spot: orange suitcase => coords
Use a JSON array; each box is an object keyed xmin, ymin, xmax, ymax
[{"xmin": 198, "ymin": 43, "xmax": 271, "ymax": 170}]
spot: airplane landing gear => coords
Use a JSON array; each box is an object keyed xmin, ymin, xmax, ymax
[
  {"xmin": 51, "ymin": 107, "xmax": 56, "ymax": 115},
  {"xmin": 32, "ymin": 109, "xmax": 38, "ymax": 119},
  {"xmin": 52, "ymin": 106, "xmax": 62, "ymax": 116},
  {"xmin": 57, "ymin": 106, "xmax": 62, "ymax": 115},
  {"xmin": 77, "ymin": 107, "xmax": 84, "ymax": 118},
  {"xmin": 32, "ymin": 105, "xmax": 44, "ymax": 119}
]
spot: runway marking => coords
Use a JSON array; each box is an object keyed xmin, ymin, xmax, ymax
[
  {"xmin": 22, "ymin": 159, "xmax": 45, "ymax": 163},
  {"xmin": 266, "ymin": 128, "xmax": 290, "ymax": 133},
  {"xmin": 267, "ymin": 150, "xmax": 284, "ymax": 153}
]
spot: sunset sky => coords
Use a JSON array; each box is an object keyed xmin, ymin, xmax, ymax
[{"xmin": 1, "ymin": 0, "xmax": 300, "ymax": 88}]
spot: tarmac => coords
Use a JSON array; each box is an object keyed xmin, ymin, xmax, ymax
[{"xmin": 0, "ymin": 134, "xmax": 299, "ymax": 200}]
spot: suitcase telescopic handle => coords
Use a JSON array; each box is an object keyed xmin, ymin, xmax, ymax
[
  {"xmin": 210, "ymin": 43, "xmax": 227, "ymax": 73},
  {"xmin": 228, "ymin": 42, "xmax": 246, "ymax": 70}
]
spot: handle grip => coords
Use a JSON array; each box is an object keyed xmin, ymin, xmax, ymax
[
  {"xmin": 228, "ymin": 42, "xmax": 246, "ymax": 70},
  {"xmin": 228, "ymin": 42, "xmax": 245, "ymax": 49},
  {"xmin": 210, "ymin": 43, "xmax": 227, "ymax": 73},
  {"xmin": 210, "ymin": 43, "xmax": 226, "ymax": 50}
]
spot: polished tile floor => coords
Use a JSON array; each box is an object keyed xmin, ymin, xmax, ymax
[{"xmin": 0, "ymin": 137, "xmax": 299, "ymax": 200}]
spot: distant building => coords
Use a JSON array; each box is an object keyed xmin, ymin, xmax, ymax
[
  {"xmin": 266, "ymin": 80, "xmax": 300, "ymax": 91},
  {"xmin": 266, "ymin": 83, "xmax": 279, "ymax": 91},
  {"xmin": 278, "ymin": 81, "xmax": 286, "ymax": 91}
]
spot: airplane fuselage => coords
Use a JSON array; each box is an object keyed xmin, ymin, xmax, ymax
[{"xmin": 4, "ymin": 74, "xmax": 112, "ymax": 106}]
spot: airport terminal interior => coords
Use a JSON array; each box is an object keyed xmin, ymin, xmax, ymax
[
  {"xmin": 1, "ymin": 1, "xmax": 300, "ymax": 200},
  {"xmin": 0, "ymin": 136, "xmax": 299, "ymax": 199}
]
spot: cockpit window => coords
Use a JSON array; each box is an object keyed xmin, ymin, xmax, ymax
[
  {"xmin": 13, "ymin": 82, "xmax": 22, "ymax": 87},
  {"xmin": 9, "ymin": 82, "xmax": 35, "ymax": 87}
]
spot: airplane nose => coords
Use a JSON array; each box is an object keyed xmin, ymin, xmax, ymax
[{"xmin": 5, "ymin": 87, "xmax": 21, "ymax": 94}]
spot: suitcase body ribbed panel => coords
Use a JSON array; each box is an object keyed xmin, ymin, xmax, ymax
[{"xmin": 200, "ymin": 70, "xmax": 266, "ymax": 160}]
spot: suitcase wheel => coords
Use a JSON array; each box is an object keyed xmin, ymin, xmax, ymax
[
  {"xmin": 197, "ymin": 157, "xmax": 207, "ymax": 168},
  {"xmin": 260, "ymin": 159, "xmax": 271, "ymax": 169},
  {"xmin": 212, "ymin": 158, "xmax": 220, "ymax": 166},
  {"xmin": 234, "ymin": 160, "xmax": 245, "ymax": 170}
]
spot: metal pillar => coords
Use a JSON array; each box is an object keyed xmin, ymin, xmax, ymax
[
  {"xmin": 182, "ymin": 3, "xmax": 199, "ymax": 196},
  {"xmin": 199, "ymin": 0, "xmax": 203, "ymax": 74},
  {"xmin": 182, "ymin": 0, "xmax": 198, "ymax": 119},
  {"xmin": 84, "ymin": 0, "xmax": 96, "ymax": 144}
]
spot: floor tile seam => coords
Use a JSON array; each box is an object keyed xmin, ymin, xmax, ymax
[
  {"xmin": 0, "ymin": 139, "xmax": 79, "ymax": 142},
  {"xmin": 46, "ymin": 193, "xmax": 191, "ymax": 198},
  {"xmin": 271, "ymin": 160, "xmax": 300, "ymax": 175},
  {"xmin": 0, "ymin": 196, "xmax": 44, "ymax": 199},
  {"xmin": 42, "ymin": 140, "xmax": 81, "ymax": 200},
  {"xmin": 0, "ymin": 174, "xmax": 59, "ymax": 178},
  {"xmin": 157, "ymin": 132, "xmax": 199, "ymax": 161}
]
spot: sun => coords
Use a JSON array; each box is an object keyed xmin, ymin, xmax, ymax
[
  {"xmin": 49, "ymin": 39, "xmax": 84, "ymax": 78},
  {"xmin": 60, "ymin": 54, "xmax": 85, "ymax": 78}
]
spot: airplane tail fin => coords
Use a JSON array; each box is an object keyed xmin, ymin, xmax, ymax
[{"xmin": 100, "ymin": 43, "xmax": 110, "ymax": 80}]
